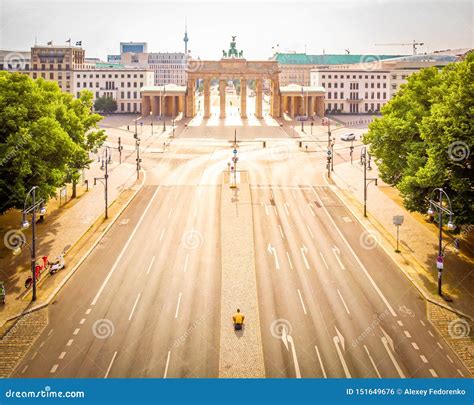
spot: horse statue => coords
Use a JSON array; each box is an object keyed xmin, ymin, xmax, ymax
[{"xmin": 222, "ymin": 50, "xmax": 227, "ymax": 58}]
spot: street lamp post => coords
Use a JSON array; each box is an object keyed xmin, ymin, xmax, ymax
[
  {"xmin": 360, "ymin": 146, "xmax": 378, "ymax": 217},
  {"xmin": 331, "ymin": 137, "xmax": 335, "ymax": 172},
  {"xmin": 94, "ymin": 147, "xmax": 111, "ymax": 220},
  {"xmin": 162, "ymin": 85, "xmax": 166, "ymax": 131},
  {"xmin": 118, "ymin": 137, "xmax": 123, "ymax": 164},
  {"xmin": 150, "ymin": 111, "xmax": 153, "ymax": 135},
  {"xmin": 427, "ymin": 188, "xmax": 456, "ymax": 297},
  {"xmin": 20, "ymin": 186, "xmax": 46, "ymax": 301}
]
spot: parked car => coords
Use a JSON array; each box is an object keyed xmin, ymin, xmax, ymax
[{"xmin": 340, "ymin": 133, "xmax": 356, "ymax": 141}]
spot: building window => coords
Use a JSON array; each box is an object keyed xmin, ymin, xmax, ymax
[
  {"xmin": 365, "ymin": 83, "xmax": 368, "ymax": 88},
  {"xmin": 365, "ymin": 92, "xmax": 368, "ymax": 99},
  {"xmin": 383, "ymin": 92, "xmax": 386, "ymax": 99},
  {"xmin": 328, "ymin": 83, "xmax": 332, "ymax": 88},
  {"xmin": 328, "ymin": 92, "xmax": 331, "ymax": 99},
  {"xmin": 77, "ymin": 92, "xmax": 80, "ymax": 98},
  {"xmin": 77, "ymin": 82, "xmax": 81, "ymax": 88},
  {"xmin": 392, "ymin": 84, "xmax": 397, "ymax": 90},
  {"xmin": 96, "ymin": 92, "xmax": 99, "ymax": 98},
  {"xmin": 322, "ymin": 75, "xmax": 325, "ymax": 79},
  {"xmin": 377, "ymin": 83, "xmax": 380, "ymax": 88},
  {"xmin": 340, "ymin": 92, "xmax": 343, "ymax": 99},
  {"xmin": 49, "ymin": 73, "xmax": 54, "ymax": 79},
  {"xmin": 377, "ymin": 92, "xmax": 380, "ymax": 99},
  {"xmin": 121, "ymin": 91, "xmax": 124, "ymax": 98},
  {"xmin": 365, "ymin": 103, "xmax": 368, "ymax": 111}
]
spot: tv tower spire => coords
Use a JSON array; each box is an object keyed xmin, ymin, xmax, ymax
[{"xmin": 183, "ymin": 19, "xmax": 189, "ymax": 55}]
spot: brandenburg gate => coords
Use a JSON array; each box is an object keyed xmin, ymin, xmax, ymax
[{"xmin": 141, "ymin": 37, "xmax": 325, "ymax": 120}]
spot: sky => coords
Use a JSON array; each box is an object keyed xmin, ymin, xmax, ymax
[{"xmin": 0, "ymin": 0, "xmax": 472, "ymax": 60}]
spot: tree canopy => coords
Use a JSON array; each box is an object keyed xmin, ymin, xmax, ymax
[
  {"xmin": 364, "ymin": 54, "xmax": 473, "ymax": 226},
  {"xmin": 0, "ymin": 72, "xmax": 105, "ymax": 213},
  {"xmin": 94, "ymin": 96, "xmax": 118, "ymax": 113}
]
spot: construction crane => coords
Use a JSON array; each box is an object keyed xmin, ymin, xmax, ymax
[{"xmin": 375, "ymin": 40, "xmax": 424, "ymax": 55}]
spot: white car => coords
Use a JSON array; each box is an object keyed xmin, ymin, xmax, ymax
[{"xmin": 340, "ymin": 133, "xmax": 356, "ymax": 141}]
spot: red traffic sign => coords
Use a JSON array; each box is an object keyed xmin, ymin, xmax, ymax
[{"xmin": 437, "ymin": 256, "xmax": 443, "ymax": 263}]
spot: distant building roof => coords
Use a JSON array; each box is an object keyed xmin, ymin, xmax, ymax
[
  {"xmin": 273, "ymin": 53, "xmax": 406, "ymax": 65},
  {"xmin": 95, "ymin": 62, "xmax": 126, "ymax": 69},
  {"xmin": 280, "ymin": 84, "xmax": 325, "ymax": 94},
  {"xmin": 383, "ymin": 54, "xmax": 459, "ymax": 63}
]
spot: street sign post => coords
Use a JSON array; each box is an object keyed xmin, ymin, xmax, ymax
[{"xmin": 393, "ymin": 215, "xmax": 404, "ymax": 253}]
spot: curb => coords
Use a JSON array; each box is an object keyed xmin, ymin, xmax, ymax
[
  {"xmin": 3, "ymin": 170, "xmax": 147, "ymax": 325},
  {"xmin": 323, "ymin": 172, "xmax": 472, "ymax": 322}
]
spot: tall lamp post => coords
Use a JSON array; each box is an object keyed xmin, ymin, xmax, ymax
[
  {"xmin": 162, "ymin": 85, "xmax": 166, "ymax": 131},
  {"xmin": 19, "ymin": 186, "xmax": 46, "ymax": 301},
  {"xmin": 427, "ymin": 188, "xmax": 455, "ymax": 297},
  {"xmin": 360, "ymin": 146, "xmax": 378, "ymax": 217},
  {"xmin": 94, "ymin": 147, "xmax": 112, "ymax": 219}
]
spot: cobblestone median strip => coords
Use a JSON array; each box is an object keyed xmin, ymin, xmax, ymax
[
  {"xmin": 219, "ymin": 171, "xmax": 265, "ymax": 378},
  {"xmin": 427, "ymin": 303, "xmax": 473, "ymax": 376},
  {"xmin": 0, "ymin": 308, "xmax": 48, "ymax": 378}
]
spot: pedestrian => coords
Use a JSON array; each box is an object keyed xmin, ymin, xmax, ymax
[{"xmin": 232, "ymin": 308, "xmax": 245, "ymax": 330}]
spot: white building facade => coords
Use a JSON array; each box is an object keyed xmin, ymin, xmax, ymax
[
  {"xmin": 73, "ymin": 66, "xmax": 154, "ymax": 113},
  {"xmin": 310, "ymin": 54, "xmax": 460, "ymax": 114}
]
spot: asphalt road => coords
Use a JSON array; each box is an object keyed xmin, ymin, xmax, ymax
[{"xmin": 11, "ymin": 112, "xmax": 470, "ymax": 379}]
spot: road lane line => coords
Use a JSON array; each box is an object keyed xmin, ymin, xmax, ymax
[
  {"xmin": 104, "ymin": 351, "xmax": 118, "ymax": 378},
  {"xmin": 312, "ymin": 186, "xmax": 397, "ymax": 317},
  {"xmin": 48, "ymin": 329, "xmax": 54, "ymax": 336},
  {"xmin": 31, "ymin": 352, "xmax": 38, "ymax": 360},
  {"xmin": 411, "ymin": 342, "xmax": 419, "ymax": 350},
  {"xmin": 175, "ymin": 293, "xmax": 182, "ymax": 319},
  {"xmin": 286, "ymin": 252, "xmax": 293, "ymax": 270},
  {"xmin": 21, "ymin": 365, "xmax": 28, "ymax": 374},
  {"xmin": 85, "ymin": 309, "xmax": 91, "ymax": 315},
  {"xmin": 404, "ymin": 330, "xmax": 411, "ymax": 338},
  {"xmin": 73, "ymin": 328, "xmax": 80, "ymax": 335},
  {"xmin": 39, "ymin": 342, "xmax": 45, "ymax": 348},
  {"xmin": 420, "ymin": 320, "xmax": 426, "ymax": 326},
  {"xmin": 429, "ymin": 369, "xmax": 438, "ymax": 377},
  {"xmin": 437, "ymin": 342, "xmax": 443, "ymax": 350},
  {"xmin": 273, "ymin": 206, "xmax": 277, "ymax": 215},
  {"xmin": 337, "ymin": 289, "xmax": 351, "ymax": 315},
  {"xmin": 174, "ymin": 189, "xmax": 179, "ymax": 200},
  {"xmin": 381, "ymin": 336, "xmax": 405, "ymax": 378},
  {"xmin": 364, "ymin": 345, "xmax": 381, "ymax": 378},
  {"xmin": 59, "ymin": 352, "xmax": 66, "ymax": 360},
  {"xmin": 163, "ymin": 351, "xmax": 171, "ymax": 378},
  {"xmin": 278, "ymin": 224, "xmax": 285, "ymax": 239},
  {"xmin": 264, "ymin": 203, "xmax": 269, "ymax": 216},
  {"xmin": 284, "ymin": 203, "xmax": 290, "ymax": 216},
  {"xmin": 66, "ymin": 339, "xmax": 73, "ymax": 347},
  {"xmin": 308, "ymin": 203, "xmax": 315, "ymax": 217},
  {"xmin": 300, "ymin": 246, "xmax": 310, "ymax": 270},
  {"xmin": 332, "ymin": 247, "xmax": 345, "ymax": 270},
  {"xmin": 397, "ymin": 320, "xmax": 403, "ymax": 326},
  {"xmin": 160, "ymin": 228, "xmax": 166, "ymax": 241},
  {"xmin": 297, "ymin": 289, "xmax": 307, "ymax": 315},
  {"xmin": 446, "ymin": 354, "xmax": 454, "ymax": 363},
  {"xmin": 420, "ymin": 355, "xmax": 428, "ymax": 363},
  {"xmin": 91, "ymin": 186, "xmax": 161, "ymax": 306},
  {"xmin": 50, "ymin": 364, "xmax": 58, "ymax": 373},
  {"xmin": 306, "ymin": 224, "xmax": 314, "ymax": 239},
  {"xmin": 183, "ymin": 253, "xmax": 189, "ymax": 272},
  {"xmin": 168, "ymin": 208, "xmax": 173, "ymax": 218},
  {"xmin": 457, "ymin": 369, "xmax": 464, "ymax": 377},
  {"xmin": 268, "ymin": 243, "xmax": 280, "ymax": 269},
  {"xmin": 314, "ymin": 346, "xmax": 327, "ymax": 378},
  {"xmin": 146, "ymin": 256, "xmax": 155, "ymax": 275},
  {"xmin": 128, "ymin": 293, "xmax": 141, "ymax": 321},
  {"xmin": 428, "ymin": 331, "xmax": 434, "ymax": 338},
  {"xmin": 79, "ymin": 318, "xmax": 86, "ymax": 325},
  {"xmin": 319, "ymin": 252, "xmax": 329, "ymax": 270},
  {"xmin": 333, "ymin": 336, "xmax": 351, "ymax": 378}
]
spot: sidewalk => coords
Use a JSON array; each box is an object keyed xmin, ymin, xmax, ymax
[
  {"xmin": 329, "ymin": 161, "xmax": 474, "ymax": 318},
  {"xmin": 0, "ymin": 158, "xmax": 138, "ymax": 328}
]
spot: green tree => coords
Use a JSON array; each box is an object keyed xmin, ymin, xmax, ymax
[
  {"xmin": 0, "ymin": 72, "xmax": 105, "ymax": 213},
  {"xmin": 364, "ymin": 54, "xmax": 474, "ymax": 226},
  {"xmin": 94, "ymin": 96, "xmax": 118, "ymax": 113},
  {"xmin": 58, "ymin": 90, "xmax": 106, "ymax": 197}
]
